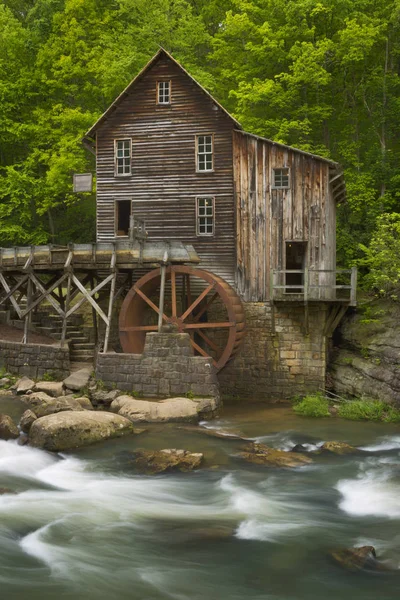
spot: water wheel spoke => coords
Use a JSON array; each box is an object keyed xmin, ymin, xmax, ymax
[
  {"xmin": 186, "ymin": 274, "xmax": 192, "ymax": 310},
  {"xmin": 183, "ymin": 322, "xmax": 233, "ymax": 329},
  {"xmin": 171, "ymin": 269, "xmax": 177, "ymax": 317},
  {"xmin": 189, "ymin": 337, "xmax": 218, "ymax": 368},
  {"xmin": 195, "ymin": 329, "xmax": 223, "ymax": 357},
  {"xmin": 193, "ymin": 292, "xmax": 219, "ymax": 323},
  {"xmin": 181, "ymin": 283, "xmax": 214, "ymax": 321},
  {"xmin": 120, "ymin": 325, "xmax": 158, "ymax": 332},
  {"xmin": 134, "ymin": 286, "xmax": 168, "ymax": 321}
]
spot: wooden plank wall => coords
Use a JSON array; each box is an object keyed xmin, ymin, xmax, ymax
[
  {"xmin": 96, "ymin": 55, "xmax": 236, "ymax": 287},
  {"xmin": 233, "ymin": 130, "xmax": 335, "ymax": 301}
]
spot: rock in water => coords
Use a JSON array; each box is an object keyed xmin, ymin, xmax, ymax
[
  {"xmin": 321, "ymin": 441, "xmax": 357, "ymax": 455},
  {"xmin": 21, "ymin": 392, "xmax": 86, "ymax": 418},
  {"xmin": 29, "ymin": 411, "xmax": 134, "ymax": 451},
  {"xmin": 0, "ymin": 414, "xmax": 19, "ymax": 440},
  {"xmin": 19, "ymin": 409, "xmax": 37, "ymax": 433},
  {"xmin": 238, "ymin": 443, "xmax": 313, "ymax": 468},
  {"xmin": 128, "ymin": 448, "xmax": 203, "ymax": 474},
  {"xmin": 330, "ymin": 546, "xmax": 392, "ymax": 572},
  {"xmin": 111, "ymin": 396, "xmax": 199, "ymax": 423},
  {"xmin": 0, "ymin": 487, "xmax": 17, "ymax": 495}
]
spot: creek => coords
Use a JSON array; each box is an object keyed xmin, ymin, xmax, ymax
[{"xmin": 0, "ymin": 396, "xmax": 399, "ymax": 600}]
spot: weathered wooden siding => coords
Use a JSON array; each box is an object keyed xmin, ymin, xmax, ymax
[
  {"xmin": 234, "ymin": 130, "xmax": 335, "ymax": 301},
  {"xmin": 96, "ymin": 54, "xmax": 236, "ymax": 286}
]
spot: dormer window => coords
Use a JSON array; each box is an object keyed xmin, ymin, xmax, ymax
[
  {"xmin": 115, "ymin": 139, "xmax": 131, "ymax": 176},
  {"xmin": 157, "ymin": 81, "xmax": 171, "ymax": 104},
  {"xmin": 273, "ymin": 168, "xmax": 290, "ymax": 188},
  {"xmin": 196, "ymin": 134, "xmax": 214, "ymax": 172}
]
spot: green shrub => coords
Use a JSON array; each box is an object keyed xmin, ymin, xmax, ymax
[
  {"xmin": 293, "ymin": 394, "xmax": 331, "ymax": 418},
  {"xmin": 337, "ymin": 399, "xmax": 400, "ymax": 422},
  {"xmin": 42, "ymin": 372, "xmax": 56, "ymax": 382}
]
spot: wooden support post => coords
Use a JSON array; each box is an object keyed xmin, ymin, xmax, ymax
[
  {"xmin": 158, "ymin": 264, "xmax": 167, "ymax": 332},
  {"xmin": 61, "ymin": 273, "xmax": 72, "ymax": 347},
  {"xmin": 303, "ymin": 267, "xmax": 309, "ymax": 303},
  {"xmin": 90, "ymin": 275, "xmax": 98, "ymax": 347},
  {"xmin": 269, "ymin": 269, "xmax": 275, "ymax": 302},
  {"xmin": 350, "ymin": 267, "xmax": 357, "ymax": 306},
  {"xmin": 23, "ymin": 277, "xmax": 32, "ymax": 344},
  {"xmin": 103, "ymin": 245, "xmax": 117, "ymax": 353}
]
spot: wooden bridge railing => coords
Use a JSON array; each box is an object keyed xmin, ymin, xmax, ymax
[{"xmin": 270, "ymin": 267, "xmax": 357, "ymax": 306}]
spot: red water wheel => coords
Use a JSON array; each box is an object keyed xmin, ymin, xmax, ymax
[{"xmin": 119, "ymin": 266, "xmax": 246, "ymax": 371}]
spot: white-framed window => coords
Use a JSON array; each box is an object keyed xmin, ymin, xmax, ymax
[
  {"xmin": 196, "ymin": 134, "xmax": 214, "ymax": 172},
  {"xmin": 196, "ymin": 196, "xmax": 214, "ymax": 235},
  {"xmin": 272, "ymin": 167, "xmax": 290, "ymax": 188},
  {"xmin": 115, "ymin": 139, "xmax": 131, "ymax": 176},
  {"xmin": 157, "ymin": 80, "xmax": 171, "ymax": 104}
]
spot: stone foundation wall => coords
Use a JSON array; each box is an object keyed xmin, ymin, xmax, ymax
[
  {"xmin": 218, "ymin": 301, "xmax": 329, "ymax": 401},
  {"xmin": 96, "ymin": 332, "xmax": 219, "ymax": 399},
  {"xmin": 0, "ymin": 340, "xmax": 70, "ymax": 379}
]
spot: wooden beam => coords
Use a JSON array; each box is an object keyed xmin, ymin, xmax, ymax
[
  {"xmin": 68, "ymin": 274, "xmax": 111, "ymax": 324},
  {"xmin": 0, "ymin": 273, "xmax": 25, "ymax": 318},
  {"xmin": 22, "ymin": 278, "xmax": 32, "ymax": 344},
  {"xmin": 21, "ymin": 272, "xmax": 68, "ymax": 318},
  {"xmin": 103, "ymin": 245, "xmax": 118, "ymax": 353},
  {"xmin": 61, "ymin": 273, "xmax": 72, "ymax": 347}
]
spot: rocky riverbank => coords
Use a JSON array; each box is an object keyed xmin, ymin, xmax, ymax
[
  {"xmin": 329, "ymin": 299, "xmax": 400, "ymax": 406},
  {"xmin": 0, "ymin": 369, "xmax": 221, "ymax": 451}
]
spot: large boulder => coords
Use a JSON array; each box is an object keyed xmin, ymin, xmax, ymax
[
  {"xmin": 15, "ymin": 376, "xmax": 35, "ymax": 394},
  {"xmin": 127, "ymin": 448, "xmax": 203, "ymax": 474},
  {"xmin": 0, "ymin": 414, "xmax": 19, "ymax": 440},
  {"xmin": 34, "ymin": 381, "xmax": 64, "ymax": 398},
  {"xmin": 63, "ymin": 368, "xmax": 92, "ymax": 392},
  {"xmin": 19, "ymin": 409, "xmax": 37, "ymax": 433},
  {"xmin": 111, "ymin": 396, "xmax": 199, "ymax": 423},
  {"xmin": 238, "ymin": 443, "xmax": 313, "ymax": 468},
  {"xmin": 21, "ymin": 392, "xmax": 86, "ymax": 418},
  {"xmin": 29, "ymin": 411, "xmax": 134, "ymax": 451}
]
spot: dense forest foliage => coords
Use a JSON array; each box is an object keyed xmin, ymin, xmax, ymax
[{"xmin": 1, "ymin": 0, "xmax": 400, "ymax": 291}]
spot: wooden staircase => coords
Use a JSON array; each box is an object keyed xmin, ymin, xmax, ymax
[{"xmin": 31, "ymin": 310, "xmax": 95, "ymax": 363}]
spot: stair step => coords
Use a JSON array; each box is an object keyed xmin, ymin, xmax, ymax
[
  {"xmin": 70, "ymin": 352, "xmax": 95, "ymax": 361},
  {"xmin": 70, "ymin": 342, "xmax": 95, "ymax": 350},
  {"xmin": 68, "ymin": 336, "xmax": 91, "ymax": 343}
]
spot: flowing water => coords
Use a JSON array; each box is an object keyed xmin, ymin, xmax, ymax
[{"xmin": 0, "ymin": 396, "xmax": 399, "ymax": 600}]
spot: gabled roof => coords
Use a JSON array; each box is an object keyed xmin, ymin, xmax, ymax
[
  {"xmin": 84, "ymin": 47, "xmax": 242, "ymax": 142},
  {"xmin": 83, "ymin": 48, "xmax": 345, "ymax": 201}
]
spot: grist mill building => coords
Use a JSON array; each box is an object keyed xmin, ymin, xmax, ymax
[{"xmin": 0, "ymin": 48, "xmax": 355, "ymax": 400}]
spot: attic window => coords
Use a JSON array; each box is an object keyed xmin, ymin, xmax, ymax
[
  {"xmin": 157, "ymin": 81, "xmax": 171, "ymax": 104},
  {"xmin": 115, "ymin": 139, "xmax": 131, "ymax": 176},
  {"xmin": 196, "ymin": 135, "xmax": 213, "ymax": 172},
  {"xmin": 273, "ymin": 168, "xmax": 290, "ymax": 188}
]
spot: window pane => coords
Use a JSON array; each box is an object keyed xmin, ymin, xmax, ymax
[{"xmin": 273, "ymin": 168, "xmax": 289, "ymax": 188}]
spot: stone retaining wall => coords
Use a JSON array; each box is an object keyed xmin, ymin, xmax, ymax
[
  {"xmin": 96, "ymin": 332, "xmax": 219, "ymax": 399},
  {"xmin": 0, "ymin": 340, "xmax": 70, "ymax": 379},
  {"xmin": 218, "ymin": 301, "xmax": 329, "ymax": 401}
]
